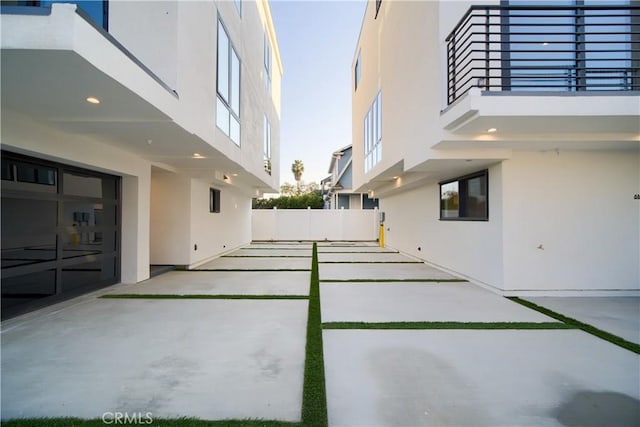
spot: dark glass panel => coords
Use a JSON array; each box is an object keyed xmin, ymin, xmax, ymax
[
  {"xmin": 2, "ymin": 158, "xmax": 13, "ymax": 181},
  {"xmin": 1, "ymin": 269, "xmax": 56, "ymax": 312},
  {"xmin": 15, "ymin": 163, "xmax": 56, "ymax": 186},
  {"xmin": 1, "ymin": 197, "xmax": 57, "ymax": 268}
]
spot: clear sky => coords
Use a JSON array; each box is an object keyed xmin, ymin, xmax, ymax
[{"xmin": 269, "ymin": 0, "xmax": 366, "ymax": 187}]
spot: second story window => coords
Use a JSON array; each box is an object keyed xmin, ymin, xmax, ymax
[
  {"xmin": 264, "ymin": 33, "xmax": 271, "ymax": 93},
  {"xmin": 234, "ymin": 0, "xmax": 241, "ymax": 16},
  {"xmin": 355, "ymin": 50, "xmax": 361, "ymax": 90},
  {"xmin": 7, "ymin": 1, "xmax": 108, "ymax": 30},
  {"xmin": 264, "ymin": 115, "xmax": 271, "ymax": 175},
  {"xmin": 216, "ymin": 18, "xmax": 241, "ymax": 146},
  {"xmin": 364, "ymin": 91, "xmax": 382, "ymax": 173}
]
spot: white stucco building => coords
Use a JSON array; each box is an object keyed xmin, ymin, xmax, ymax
[
  {"xmin": 352, "ymin": 0, "xmax": 639, "ymax": 296},
  {"xmin": 1, "ymin": 0, "xmax": 283, "ymax": 317}
]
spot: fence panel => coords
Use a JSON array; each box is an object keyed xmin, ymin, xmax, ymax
[{"xmin": 252, "ymin": 209, "xmax": 379, "ymax": 241}]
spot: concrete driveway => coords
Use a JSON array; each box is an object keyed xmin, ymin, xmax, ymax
[
  {"xmin": 1, "ymin": 243, "xmax": 311, "ymax": 421},
  {"xmin": 2, "ymin": 241, "xmax": 639, "ymax": 426},
  {"xmin": 317, "ymin": 243, "xmax": 640, "ymax": 427}
]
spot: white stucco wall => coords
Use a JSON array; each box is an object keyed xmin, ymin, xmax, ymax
[
  {"xmin": 189, "ymin": 179, "xmax": 252, "ymax": 266},
  {"xmin": 150, "ymin": 170, "xmax": 191, "ymax": 266},
  {"xmin": 501, "ymin": 150, "xmax": 640, "ymax": 295},
  {"xmin": 381, "ymin": 162, "xmax": 504, "ymax": 290}
]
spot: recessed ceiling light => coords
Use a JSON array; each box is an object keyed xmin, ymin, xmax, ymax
[
  {"xmin": 392, "ymin": 176, "xmax": 399, "ymax": 180},
  {"xmin": 232, "ymin": 173, "xmax": 238, "ymax": 177},
  {"xmin": 192, "ymin": 153, "xmax": 204, "ymax": 158},
  {"xmin": 487, "ymin": 128, "xmax": 497, "ymax": 133},
  {"xmin": 86, "ymin": 96, "xmax": 100, "ymax": 104}
]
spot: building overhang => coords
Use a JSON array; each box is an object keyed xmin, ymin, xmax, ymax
[
  {"xmin": 440, "ymin": 89, "xmax": 640, "ymax": 149},
  {"xmin": 1, "ymin": 4, "xmax": 278, "ymax": 193}
]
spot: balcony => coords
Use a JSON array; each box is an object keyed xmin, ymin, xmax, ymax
[
  {"xmin": 446, "ymin": 4, "xmax": 639, "ymax": 105},
  {"xmin": 439, "ymin": 4, "xmax": 639, "ymax": 142}
]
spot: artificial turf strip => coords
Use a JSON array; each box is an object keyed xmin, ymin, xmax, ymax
[
  {"xmin": 301, "ymin": 242, "xmax": 328, "ymax": 427},
  {"xmin": 100, "ymin": 294, "xmax": 308, "ymax": 300},
  {"xmin": 319, "ymin": 278, "xmax": 467, "ymax": 283},
  {"xmin": 509, "ymin": 297, "xmax": 640, "ymax": 354},
  {"xmin": 322, "ymin": 321, "xmax": 575, "ymax": 330},
  {"xmin": 223, "ymin": 255, "xmax": 311, "ymax": 258},
  {"xmin": 191, "ymin": 269, "xmax": 311, "ymax": 272},
  {"xmin": 319, "ymin": 261, "xmax": 422, "ymax": 264},
  {"xmin": 0, "ymin": 418, "xmax": 301, "ymax": 427}
]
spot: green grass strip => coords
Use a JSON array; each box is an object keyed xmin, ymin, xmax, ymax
[
  {"xmin": 320, "ymin": 278, "xmax": 467, "ymax": 283},
  {"xmin": 0, "ymin": 418, "xmax": 301, "ymax": 427},
  {"xmin": 100, "ymin": 294, "xmax": 308, "ymax": 300},
  {"xmin": 509, "ymin": 297, "xmax": 640, "ymax": 354},
  {"xmin": 191, "ymin": 269, "xmax": 310, "ymax": 272},
  {"xmin": 316, "ymin": 251, "xmax": 399, "ymax": 254},
  {"xmin": 322, "ymin": 321, "xmax": 575, "ymax": 330},
  {"xmin": 301, "ymin": 242, "xmax": 328, "ymax": 427},
  {"xmin": 318, "ymin": 261, "xmax": 421, "ymax": 264},
  {"xmin": 223, "ymin": 255, "xmax": 311, "ymax": 258}
]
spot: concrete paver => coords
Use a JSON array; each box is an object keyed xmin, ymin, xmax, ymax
[
  {"xmin": 196, "ymin": 256, "xmax": 311, "ymax": 270},
  {"xmin": 247, "ymin": 243, "xmax": 313, "ymax": 250},
  {"xmin": 319, "ymin": 252, "xmax": 417, "ymax": 263},
  {"xmin": 2, "ymin": 298, "xmax": 307, "ymax": 421},
  {"xmin": 225, "ymin": 248, "xmax": 311, "ymax": 257},
  {"xmin": 527, "ymin": 297, "xmax": 640, "ymax": 345},
  {"xmin": 324, "ymin": 329, "xmax": 640, "ymax": 427},
  {"xmin": 107, "ymin": 271, "xmax": 310, "ymax": 296},
  {"xmin": 321, "ymin": 282, "xmax": 554, "ymax": 323},
  {"xmin": 318, "ymin": 246, "xmax": 398, "ymax": 253},
  {"xmin": 319, "ymin": 262, "xmax": 458, "ymax": 281}
]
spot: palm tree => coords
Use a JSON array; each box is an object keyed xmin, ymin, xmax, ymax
[{"xmin": 291, "ymin": 160, "xmax": 304, "ymax": 193}]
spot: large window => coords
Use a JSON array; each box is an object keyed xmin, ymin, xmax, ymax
[
  {"xmin": 264, "ymin": 33, "xmax": 271, "ymax": 93},
  {"xmin": 440, "ymin": 170, "xmax": 488, "ymax": 221},
  {"xmin": 217, "ymin": 19, "xmax": 241, "ymax": 145},
  {"xmin": 264, "ymin": 115, "xmax": 271, "ymax": 175},
  {"xmin": 364, "ymin": 91, "xmax": 382, "ymax": 173},
  {"xmin": 3, "ymin": 1, "xmax": 108, "ymax": 30}
]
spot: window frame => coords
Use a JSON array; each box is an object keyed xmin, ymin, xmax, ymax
[
  {"xmin": 263, "ymin": 115, "xmax": 271, "ymax": 175},
  {"xmin": 210, "ymin": 188, "xmax": 221, "ymax": 213},
  {"xmin": 439, "ymin": 170, "xmax": 489, "ymax": 221},
  {"xmin": 364, "ymin": 91, "xmax": 382, "ymax": 173},
  {"xmin": 264, "ymin": 32, "xmax": 271, "ymax": 93},
  {"xmin": 216, "ymin": 17, "xmax": 241, "ymax": 146},
  {"xmin": 355, "ymin": 50, "xmax": 361, "ymax": 90}
]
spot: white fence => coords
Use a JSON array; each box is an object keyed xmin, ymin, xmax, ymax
[{"xmin": 252, "ymin": 208, "xmax": 379, "ymax": 241}]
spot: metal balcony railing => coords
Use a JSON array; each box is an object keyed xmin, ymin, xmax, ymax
[{"xmin": 445, "ymin": 4, "xmax": 640, "ymax": 105}]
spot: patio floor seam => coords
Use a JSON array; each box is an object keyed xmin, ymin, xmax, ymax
[
  {"xmin": 322, "ymin": 321, "xmax": 576, "ymax": 330},
  {"xmin": 509, "ymin": 297, "xmax": 640, "ymax": 354}
]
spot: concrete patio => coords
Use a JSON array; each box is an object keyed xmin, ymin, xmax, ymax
[{"xmin": 2, "ymin": 241, "xmax": 639, "ymax": 426}]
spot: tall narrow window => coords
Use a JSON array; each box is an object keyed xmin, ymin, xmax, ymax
[
  {"xmin": 217, "ymin": 19, "xmax": 241, "ymax": 146},
  {"xmin": 210, "ymin": 188, "xmax": 221, "ymax": 213},
  {"xmin": 264, "ymin": 33, "xmax": 272, "ymax": 93},
  {"xmin": 264, "ymin": 115, "xmax": 271, "ymax": 175},
  {"xmin": 355, "ymin": 50, "xmax": 361, "ymax": 90},
  {"xmin": 364, "ymin": 91, "xmax": 382, "ymax": 173},
  {"xmin": 234, "ymin": 0, "xmax": 241, "ymax": 16}
]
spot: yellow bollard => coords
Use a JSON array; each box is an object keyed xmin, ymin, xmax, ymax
[{"xmin": 379, "ymin": 224, "xmax": 384, "ymax": 248}]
